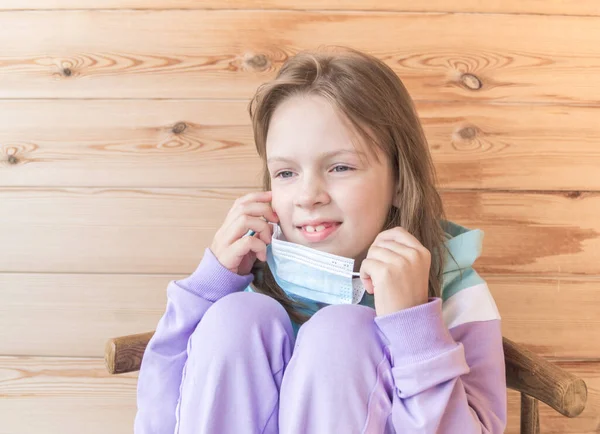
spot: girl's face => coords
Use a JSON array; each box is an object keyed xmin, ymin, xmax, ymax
[{"xmin": 266, "ymin": 94, "xmax": 397, "ymax": 270}]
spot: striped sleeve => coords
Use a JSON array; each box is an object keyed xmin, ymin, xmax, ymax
[{"xmin": 374, "ymin": 281, "xmax": 507, "ymax": 433}]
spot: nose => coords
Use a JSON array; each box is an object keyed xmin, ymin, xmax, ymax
[{"xmin": 294, "ymin": 174, "xmax": 331, "ymax": 209}]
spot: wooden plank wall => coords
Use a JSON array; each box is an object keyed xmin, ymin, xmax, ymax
[{"xmin": 1, "ymin": 2, "xmax": 599, "ymax": 433}]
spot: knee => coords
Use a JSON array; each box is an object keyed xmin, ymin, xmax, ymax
[
  {"xmin": 191, "ymin": 291, "xmax": 294, "ymax": 351},
  {"xmin": 297, "ymin": 304, "xmax": 380, "ymax": 354}
]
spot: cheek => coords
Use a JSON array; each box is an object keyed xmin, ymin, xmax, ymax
[
  {"xmin": 270, "ymin": 191, "xmax": 289, "ymax": 217},
  {"xmin": 337, "ymin": 183, "xmax": 391, "ymax": 222},
  {"xmin": 338, "ymin": 182, "xmax": 379, "ymax": 208}
]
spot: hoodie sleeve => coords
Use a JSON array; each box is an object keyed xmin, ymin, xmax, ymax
[
  {"xmin": 374, "ymin": 283, "xmax": 507, "ymax": 433},
  {"xmin": 134, "ymin": 248, "xmax": 254, "ymax": 434}
]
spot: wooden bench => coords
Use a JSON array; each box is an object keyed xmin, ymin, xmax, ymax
[{"xmin": 105, "ymin": 331, "xmax": 587, "ymax": 434}]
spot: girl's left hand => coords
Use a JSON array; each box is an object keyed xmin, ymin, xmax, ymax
[{"xmin": 359, "ymin": 226, "xmax": 431, "ymax": 316}]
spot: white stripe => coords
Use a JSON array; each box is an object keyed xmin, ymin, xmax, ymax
[{"xmin": 442, "ymin": 283, "xmax": 501, "ymax": 330}]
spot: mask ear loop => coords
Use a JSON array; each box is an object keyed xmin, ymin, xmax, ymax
[{"xmin": 244, "ymin": 219, "xmax": 278, "ymax": 238}]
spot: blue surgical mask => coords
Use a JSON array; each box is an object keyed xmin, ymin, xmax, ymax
[{"xmin": 263, "ymin": 223, "xmax": 366, "ymax": 305}]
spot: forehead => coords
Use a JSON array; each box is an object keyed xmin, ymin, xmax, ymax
[{"xmin": 265, "ymin": 94, "xmax": 377, "ymax": 164}]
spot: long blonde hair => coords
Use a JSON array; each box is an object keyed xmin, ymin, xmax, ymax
[{"xmin": 247, "ymin": 46, "xmax": 456, "ymax": 324}]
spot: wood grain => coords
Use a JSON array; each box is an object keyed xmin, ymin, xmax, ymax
[
  {"xmin": 0, "ymin": 100, "xmax": 261, "ymax": 188},
  {"xmin": 521, "ymin": 394, "xmax": 541, "ymax": 434},
  {"xmin": 1, "ymin": 1, "xmax": 600, "ymax": 16},
  {"xmin": 1, "ymin": 272, "xmax": 599, "ymax": 359},
  {"xmin": 1, "ymin": 188, "xmax": 599, "ymax": 275},
  {"xmin": 2, "ymin": 100, "xmax": 600, "ymax": 190},
  {"xmin": 0, "ymin": 272, "xmax": 167, "ymax": 358},
  {"xmin": 105, "ymin": 332, "xmax": 154, "ymax": 375},
  {"xmin": 102, "ymin": 331, "xmax": 590, "ymax": 419},
  {"xmin": 504, "ymin": 338, "xmax": 587, "ymax": 418},
  {"xmin": 0, "ymin": 11, "xmax": 600, "ymax": 103},
  {"xmin": 0, "ymin": 357, "xmax": 137, "ymax": 434},
  {"xmin": 487, "ymin": 275, "xmax": 600, "ymax": 360},
  {"xmin": 0, "ymin": 4, "xmax": 598, "ymax": 433},
  {"xmin": 507, "ymin": 362, "xmax": 600, "ymax": 434},
  {"xmin": 0, "ymin": 356, "xmax": 598, "ymax": 434}
]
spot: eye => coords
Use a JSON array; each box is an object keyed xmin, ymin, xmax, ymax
[
  {"xmin": 331, "ymin": 165, "xmax": 354, "ymax": 173},
  {"xmin": 275, "ymin": 170, "xmax": 294, "ymax": 179}
]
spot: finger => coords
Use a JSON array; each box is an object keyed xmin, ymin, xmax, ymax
[
  {"xmin": 249, "ymin": 219, "xmax": 275, "ymax": 248},
  {"xmin": 235, "ymin": 190, "xmax": 273, "ymax": 206},
  {"xmin": 223, "ymin": 191, "xmax": 275, "ymax": 226},
  {"xmin": 363, "ymin": 277, "xmax": 374, "ymax": 295},
  {"xmin": 227, "ymin": 234, "xmax": 269, "ymax": 263},
  {"xmin": 224, "ymin": 216, "xmax": 273, "ymax": 247},
  {"xmin": 369, "ymin": 240, "xmax": 419, "ymax": 263},
  {"xmin": 375, "ymin": 226, "xmax": 422, "ymax": 250},
  {"xmin": 359, "ymin": 258, "xmax": 385, "ymax": 294},
  {"xmin": 229, "ymin": 201, "xmax": 279, "ymax": 226}
]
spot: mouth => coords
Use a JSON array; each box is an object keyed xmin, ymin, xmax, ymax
[{"xmin": 296, "ymin": 221, "xmax": 342, "ymax": 242}]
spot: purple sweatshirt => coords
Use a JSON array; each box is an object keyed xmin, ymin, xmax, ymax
[{"xmin": 135, "ymin": 221, "xmax": 507, "ymax": 433}]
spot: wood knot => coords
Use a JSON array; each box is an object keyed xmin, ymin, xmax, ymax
[
  {"xmin": 172, "ymin": 122, "xmax": 187, "ymax": 134},
  {"xmin": 62, "ymin": 68, "xmax": 72, "ymax": 77},
  {"xmin": 458, "ymin": 126, "xmax": 478, "ymax": 140},
  {"xmin": 566, "ymin": 191, "xmax": 582, "ymax": 199},
  {"xmin": 7, "ymin": 155, "xmax": 18, "ymax": 164},
  {"xmin": 460, "ymin": 73, "xmax": 482, "ymax": 90},
  {"xmin": 245, "ymin": 54, "xmax": 269, "ymax": 71}
]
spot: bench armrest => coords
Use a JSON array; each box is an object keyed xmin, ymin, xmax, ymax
[{"xmin": 104, "ymin": 333, "xmax": 587, "ymax": 418}]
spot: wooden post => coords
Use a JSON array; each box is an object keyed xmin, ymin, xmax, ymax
[{"xmin": 521, "ymin": 393, "xmax": 540, "ymax": 434}]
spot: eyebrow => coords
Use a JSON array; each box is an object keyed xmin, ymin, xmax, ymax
[{"xmin": 267, "ymin": 149, "xmax": 366, "ymax": 164}]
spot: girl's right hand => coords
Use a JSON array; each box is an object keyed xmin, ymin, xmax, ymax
[{"xmin": 210, "ymin": 191, "xmax": 279, "ymax": 276}]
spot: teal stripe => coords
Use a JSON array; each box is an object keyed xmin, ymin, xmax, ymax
[
  {"xmin": 441, "ymin": 267, "xmax": 485, "ymax": 302},
  {"xmin": 441, "ymin": 223, "xmax": 483, "ymax": 273},
  {"xmin": 440, "ymin": 220, "xmax": 486, "ymax": 302}
]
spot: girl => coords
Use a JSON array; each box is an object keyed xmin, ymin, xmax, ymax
[{"xmin": 134, "ymin": 46, "xmax": 507, "ymax": 433}]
